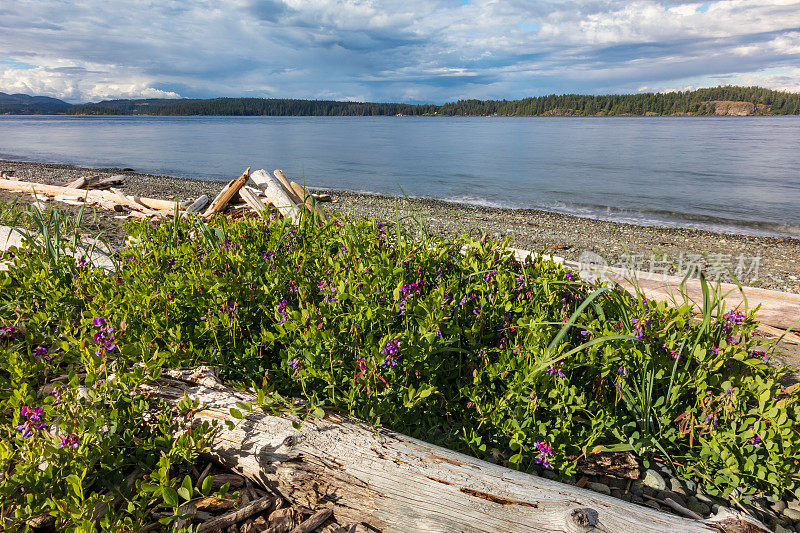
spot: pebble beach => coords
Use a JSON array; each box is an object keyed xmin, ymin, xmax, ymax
[{"xmin": 2, "ymin": 158, "xmax": 798, "ymax": 294}]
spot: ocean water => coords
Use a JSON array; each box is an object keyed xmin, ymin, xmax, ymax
[{"xmin": 1, "ymin": 114, "xmax": 799, "ymax": 237}]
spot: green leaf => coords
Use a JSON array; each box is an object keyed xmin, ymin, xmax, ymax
[
  {"xmin": 201, "ymin": 475, "xmax": 213, "ymax": 496},
  {"xmin": 163, "ymin": 486, "xmax": 179, "ymax": 507}
]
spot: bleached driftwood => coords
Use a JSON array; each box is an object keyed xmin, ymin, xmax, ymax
[
  {"xmin": 249, "ymin": 170, "xmax": 301, "ymax": 224},
  {"xmin": 65, "ymin": 176, "xmax": 89, "ymax": 189},
  {"xmin": 0, "ymin": 178, "xmax": 177, "ymax": 211},
  {"xmin": 143, "ymin": 367, "xmax": 768, "ymax": 533},
  {"xmin": 186, "ymin": 195, "xmax": 210, "ymax": 213},
  {"xmin": 237, "ymin": 186, "xmax": 268, "ymax": 214},
  {"xmin": 272, "ymin": 170, "xmax": 304, "ymax": 204},
  {"xmin": 202, "ymin": 169, "xmax": 250, "ymax": 218},
  {"xmin": 289, "ymin": 181, "xmax": 326, "ymax": 223}
]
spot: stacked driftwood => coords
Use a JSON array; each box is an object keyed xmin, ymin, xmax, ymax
[{"xmin": 0, "ymin": 168, "xmax": 330, "ymax": 223}]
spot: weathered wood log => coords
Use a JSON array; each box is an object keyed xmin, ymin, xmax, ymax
[
  {"xmin": 111, "ymin": 188, "xmax": 160, "ymax": 215},
  {"xmin": 65, "ymin": 176, "xmax": 89, "ymax": 189},
  {"xmin": 273, "ymin": 170, "xmax": 304, "ymax": 204},
  {"xmin": 91, "ymin": 174, "xmax": 128, "ymax": 189},
  {"xmin": 237, "ymin": 186, "xmax": 269, "ymax": 214},
  {"xmin": 249, "ymin": 170, "xmax": 301, "ymax": 223},
  {"xmin": 0, "ymin": 178, "xmax": 177, "ymax": 211},
  {"xmin": 509, "ymin": 247, "xmax": 800, "ymax": 332},
  {"xmin": 187, "ymin": 194, "xmax": 210, "ymax": 213},
  {"xmin": 203, "ymin": 169, "xmax": 250, "ymax": 218},
  {"xmin": 196, "ymin": 496, "xmax": 277, "ymax": 533},
  {"xmin": 311, "ymin": 193, "xmax": 332, "ymax": 203},
  {"xmin": 143, "ymin": 367, "xmax": 768, "ymax": 533},
  {"xmin": 289, "ymin": 181, "xmax": 326, "ymax": 223}
]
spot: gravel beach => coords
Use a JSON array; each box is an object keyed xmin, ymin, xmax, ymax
[{"xmin": 2, "ymin": 158, "xmax": 799, "ymax": 294}]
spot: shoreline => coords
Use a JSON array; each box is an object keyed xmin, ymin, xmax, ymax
[{"xmin": 1, "ymin": 158, "xmax": 799, "ymax": 293}]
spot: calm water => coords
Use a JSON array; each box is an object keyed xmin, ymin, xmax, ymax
[{"xmin": 1, "ymin": 115, "xmax": 799, "ymax": 237}]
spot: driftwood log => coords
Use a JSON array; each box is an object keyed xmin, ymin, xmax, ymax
[
  {"xmin": 202, "ymin": 169, "xmax": 250, "ymax": 218},
  {"xmin": 273, "ymin": 169, "xmax": 304, "ymax": 204},
  {"xmin": 289, "ymin": 181, "xmax": 326, "ymax": 223},
  {"xmin": 0, "ymin": 178, "xmax": 177, "ymax": 211},
  {"xmin": 143, "ymin": 367, "xmax": 768, "ymax": 533},
  {"xmin": 249, "ymin": 170, "xmax": 301, "ymax": 223}
]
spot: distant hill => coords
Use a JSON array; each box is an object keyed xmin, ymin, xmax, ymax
[
  {"xmin": 0, "ymin": 92, "xmax": 72, "ymax": 114},
  {"xmin": 2, "ymin": 86, "xmax": 799, "ymax": 116}
]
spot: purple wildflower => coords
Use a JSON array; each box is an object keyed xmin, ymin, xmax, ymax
[
  {"xmin": 16, "ymin": 406, "xmax": 47, "ymax": 438},
  {"xmin": 381, "ymin": 339, "xmax": 402, "ymax": 368},
  {"xmin": 565, "ymin": 272, "xmax": 574, "ymax": 281},
  {"xmin": 58, "ymin": 434, "xmax": 79, "ymax": 448},
  {"xmin": 92, "ymin": 319, "xmax": 116, "ymax": 357},
  {"xmin": 0, "ymin": 324, "xmax": 18, "ymax": 340},
  {"xmin": 533, "ymin": 440, "xmax": 554, "ymax": 469},
  {"xmin": 288, "ymin": 358, "xmax": 305, "ymax": 373},
  {"xmin": 276, "ymin": 300, "xmax": 288, "ymax": 324},
  {"xmin": 544, "ymin": 360, "xmax": 565, "ymax": 378},
  {"xmin": 749, "ymin": 425, "xmax": 762, "ymax": 449}
]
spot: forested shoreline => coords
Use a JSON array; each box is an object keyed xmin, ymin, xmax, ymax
[{"xmin": 2, "ymin": 86, "xmax": 799, "ymax": 116}]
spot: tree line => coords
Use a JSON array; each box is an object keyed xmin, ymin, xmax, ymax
[{"xmin": 9, "ymin": 86, "xmax": 800, "ymax": 116}]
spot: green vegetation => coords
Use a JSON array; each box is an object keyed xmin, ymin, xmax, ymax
[
  {"xmin": 1, "ymin": 205, "xmax": 798, "ymax": 529},
  {"xmin": 6, "ymin": 85, "xmax": 798, "ymax": 116}
]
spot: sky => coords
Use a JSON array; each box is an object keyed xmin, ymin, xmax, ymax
[{"xmin": 1, "ymin": 0, "xmax": 799, "ymax": 103}]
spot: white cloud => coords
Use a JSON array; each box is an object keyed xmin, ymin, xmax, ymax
[{"xmin": 1, "ymin": 0, "xmax": 799, "ymax": 102}]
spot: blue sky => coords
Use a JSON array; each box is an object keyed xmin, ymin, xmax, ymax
[{"xmin": 1, "ymin": 0, "xmax": 799, "ymax": 103}]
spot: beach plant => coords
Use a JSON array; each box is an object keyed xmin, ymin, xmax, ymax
[{"xmin": 0, "ymin": 206, "xmax": 798, "ymax": 528}]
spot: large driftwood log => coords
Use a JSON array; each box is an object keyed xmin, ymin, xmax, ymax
[
  {"xmin": 289, "ymin": 181, "xmax": 326, "ymax": 223},
  {"xmin": 249, "ymin": 170, "xmax": 301, "ymax": 223},
  {"xmin": 0, "ymin": 178, "xmax": 177, "ymax": 211},
  {"xmin": 203, "ymin": 169, "xmax": 250, "ymax": 218},
  {"xmin": 143, "ymin": 367, "xmax": 767, "ymax": 533}
]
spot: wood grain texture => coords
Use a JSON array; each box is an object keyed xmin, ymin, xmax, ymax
[{"xmin": 143, "ymin": 367, "xmax": 767, "ymax": 533}]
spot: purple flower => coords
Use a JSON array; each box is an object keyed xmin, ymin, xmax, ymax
[
  {"xmin": 533, "ymin": 440, "xmax": 554, "ymax": 469},
  {"xmin": 0, "ymin": 324, "xmax": 18, "ymax": 340},
  {"xmin": 381, "ymin": 339, "xmax": 402, "ymax": 368},
  {"xmin": 16, "ymin": 406, "xmax": 47, "ymax": 438},
  {"xmin": 33, "ymin": 346, "xmax": 48, "ymax": 358},
  {"xmin": 276, "ymin": 299, "xmax": 288, "ymax": 324},
  {"xmin": 544, "ymin": 361, "xmax": 565, "ymax": 378},
  {"xmin": 92, "ymin": 320, "xmax": 116, "ymax": 356},
  {"xmin": 565, "ymin": 272, "xmax": 574, "ymax": 281},
  {"xmin": 749, "ymin": 425, "xmax": 762, "ymax": 449},
  {"xmin": 288, "ymin": 358, "xmax": 304, "ymax": 373},
  {"xmin": 58, "ymin": 434, "xmax": 79, "ymax": 448}
]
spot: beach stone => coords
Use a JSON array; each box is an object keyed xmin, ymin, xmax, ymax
[
  {"xmin": 610, "ymin": 488, "xmax": 625, "ymax": 499},
  {"xmin": 783, "ymin": 508, "xmax": 800, "ymax": 521},
  {"xmin": 542, "ymin": 470, "xmax": 557, "ymax": 480},
  {"xmin": 775, "ymin": 524, "xmax": 792, "ymax": 533},
  {"xmin": 772, "ymin": 500, "xmax": 789, "ymax": 513},
  {"xmin": 789, "ymin": 499, "xmax": 800, "ymax": 511},
  {"xmin": 668, "ymin": 478, "xmax": 687, "ymax": 496},
  {"xmin": 589, "ymin": 482, "xmax": 611, "ymax": 495},
  {"xmin": 687, "ymin": 499, "xmax": 710, "ymax": 516},
  {"xmin": 631, "ymin": 494, "xmax": 644, "ymax": 504},
  {"xmin": 695, "ymin": 492, "xmax": 714, "ymax": 504},
  {"xmin": 642, "ymin": 469, "xmax": 666, "ymax": 491},
  {"xmin": 683, "ymin": 479, "xmax": 697, "ymax": 493},
  {"xmin": 630, "ymin": 481, "xmax": 644, "ymax": 496}
]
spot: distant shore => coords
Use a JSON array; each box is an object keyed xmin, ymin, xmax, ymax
[{"xmin": 1, "ymin": 158, "xmax": 799, "ymax": 293}]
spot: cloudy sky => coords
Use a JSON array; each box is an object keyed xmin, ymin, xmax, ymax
[{"xmin": 1, "ymin": 0, "xmax": 799, "ymax": 103}]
